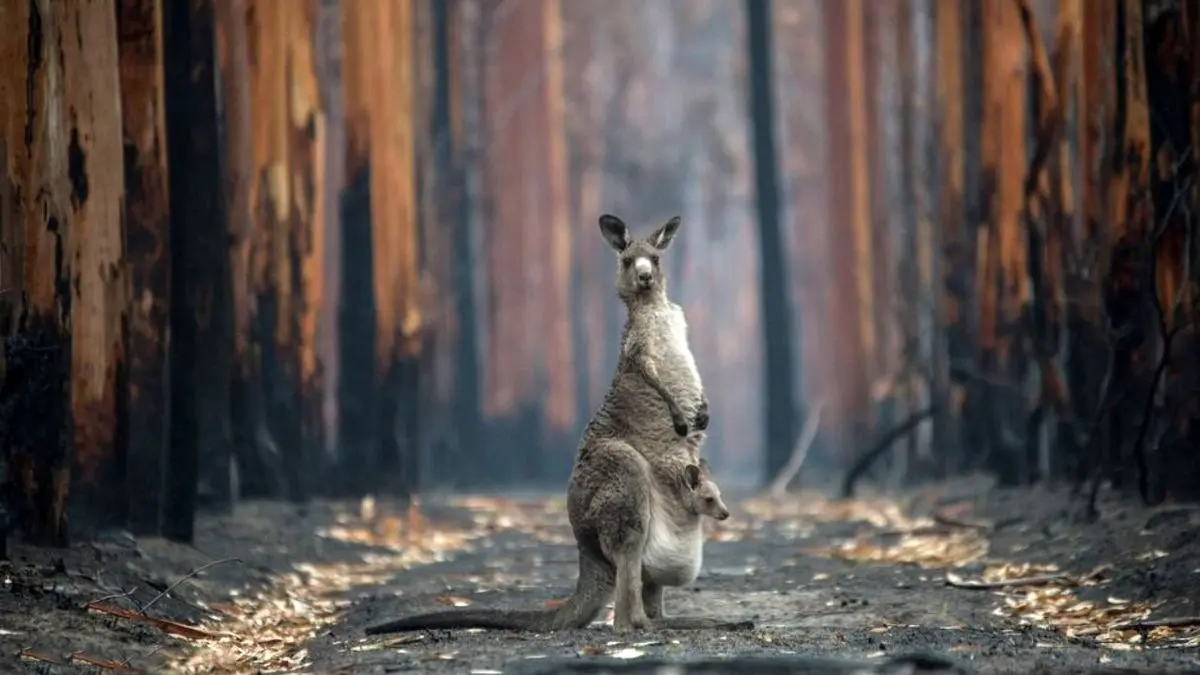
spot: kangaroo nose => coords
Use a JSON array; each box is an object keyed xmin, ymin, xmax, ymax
[{"xmin": 633, "ymin": 257, "xmax": 653, "ymax": 282}]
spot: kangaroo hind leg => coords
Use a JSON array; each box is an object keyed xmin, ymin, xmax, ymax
[
  {"xmin": 611, "ymin": 547, "xmax": 648, "ymax": 633},
  {"xmin": 642, "ymin": 582, "xmax": 664, "ymax": 619}
]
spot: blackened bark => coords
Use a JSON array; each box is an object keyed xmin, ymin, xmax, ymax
[
  {"xmin": 162, "ymin": 0, "xmax": 232, "ymax": 540},
  {"xmin": 337, "ymin": 165, "xmax": 379, "ymax": 495}
]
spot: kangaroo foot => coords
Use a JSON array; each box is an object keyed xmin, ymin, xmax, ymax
[{"xmin": 613, "ymin": 611, "xmax": 650, "ymax": 633}]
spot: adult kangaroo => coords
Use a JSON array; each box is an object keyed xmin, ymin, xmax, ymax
[{"xmin": 366, "ymin": 215, "xmax": 748, "ymax": 635}]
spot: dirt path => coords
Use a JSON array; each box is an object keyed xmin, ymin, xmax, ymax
[{"xmin": 2, "ymin": 485, "xmax": 1199, "ymax": 673}]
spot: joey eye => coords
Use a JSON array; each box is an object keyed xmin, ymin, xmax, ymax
[{"xmin": 705, "ymin": 497, "xmax": 714, "ymax": 504}]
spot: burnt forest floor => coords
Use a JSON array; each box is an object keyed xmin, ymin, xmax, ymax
[{"xmin": 2, "ymin": 478, "xmax": 1200, "ymax": 674}]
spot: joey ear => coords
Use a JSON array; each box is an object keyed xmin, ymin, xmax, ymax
[
  {"xmin": 649, "ymin": 216, "xmax": 681, "ymax": 250},
  {"xmin": 697, "ymin": 457, "xmax": 711, "ymax": 476},
  {"xmin": 599, "ymin": 214, "xmax": 630, "ymax": 252},
  {"xmin": 683, "ymin": 464, "xmax": 702, "ymax": 491}
]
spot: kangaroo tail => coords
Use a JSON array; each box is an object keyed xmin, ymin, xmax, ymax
[
  {"xmin": 365, "ymin": 551, "xmax": 613, "ymax": 635},
  {"xmin": 365, "ymin": 608, "xmax": 561, "ymax": 634}
]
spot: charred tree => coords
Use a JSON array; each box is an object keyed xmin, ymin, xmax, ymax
[
  {"xmin": 286, "ymin": 0, "xmax": 327, "ymax": 502},
  {"xmin": 163, "ymin": 0, "xmax": 231, "ymax": 539},
  {"xmin": 245, "ymin": 0, "xmax": 309, "ymax": 504},
  {"xmin": 0, "ymin": 1, "xmax": 127, "ymax": 545},
  {"xmin": 213, "ymin": 0, "xmax": 279, "ymax": 500},
  {"xmin": 975, "ymin": 0, "xmax": 1029, "ymax": 486},
  {"xmin": 117, "ymin": 0, "xmax": 171, "ymax": 535},
  {"xmin": 934, "ymin": 0, "xmax": 968, "ymax": 477},
  {"xmin": 315, "ymin": 0, "xmax": 345, "ymax": 494},
  {"xmin": 57, "ymin": 0, "xmax": 130, "ymax": 538},
  {"xmin": 1132, "ymin": 0, "xmax": 1197, "ymax": 502},
  {"xmin": 745, "ymin": 0, "xmax": 800, "ymax": 483},
  {"xmin": 371, "ymin": 0, "xmax": 422, "ymax": 498},
  {"xmin": 823, "ymin": 0, "xmax": 875, "ymax": 462},
  {"xmin": 1094, "ymin": 0, "xmax": 1155, "ymax": 501},
  {"xmin": 450, "ymin": 0, "xmax": 485, "ymax": 488},
  {"xmin": 428, "ymin": 0, "xmax": 482, "ymax": 488},
  {"xmin": 1066, "ymin": 0, "xmax": 1118, "ymax": 492},
  {"xmin": 339, "ymin": 0, "xmax": 422, "ymax": 499},
  {"xmin": 336, "ymin": 0, "xmax": 377, "ymax": 496}
]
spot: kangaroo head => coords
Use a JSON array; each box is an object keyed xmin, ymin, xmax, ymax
[
  {"xmin": 681, "ymin": 459, "xmax": 729, "ymax": 521},
  {"xmin": 598, "ymin": 214, "xmax": 681, "ymax": 301}
]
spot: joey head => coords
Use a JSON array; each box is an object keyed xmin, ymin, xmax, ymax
[
  {"xmin": 598, "ymin": 214, "xmax": 709, "ymax": 440},
  {"xmin": 681, "ymin": 462, "xmax": 730, "ymax": 522}
]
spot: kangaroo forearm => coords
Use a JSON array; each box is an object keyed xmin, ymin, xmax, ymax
[{"xmin": 637, "ymin": 355, "xmax": 684, "ymax": 414}]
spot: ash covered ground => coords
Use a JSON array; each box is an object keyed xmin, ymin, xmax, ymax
[{"xmin": 2, "ymin": 479, "xmax": 1199, "ymax": 674}]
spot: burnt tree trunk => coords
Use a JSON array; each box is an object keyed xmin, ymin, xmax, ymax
[
  {"xmin": 163, "ymin": 0, "xmax": 230, "ymax": 540},
  {"xmin": 746, "ymin": 0, "xmax": 800, "ymax": 484},
  {"xmin": 213, "ymin": 0, "xmax": 275, "ymax": 500},
  {"xmin": 117, "ymin": 0, "xmax": 171, "ymax": 535},
  {"xmin": 339, "ymin": 1, "xmax": 380, "ymax": 497},
  {"xmin": 285, "ymin": 0, "xmax": 326, "ymax": 501},
  {"xmin": 0, "ymin": 1, "xmax": 127, "ymax": 546}
]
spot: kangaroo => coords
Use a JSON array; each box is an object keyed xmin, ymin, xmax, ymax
[
  {"xmin": 365, "ymin": 216, "xmax": 749, "ymax": 636},
  {"xmin": 593, "ymin": 214, "xmax": 710, "ymax": 453}
]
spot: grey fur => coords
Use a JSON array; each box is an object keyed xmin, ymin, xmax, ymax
[{"xmin": 365, "ymin": 216, "xmax": 747, "ymax": 636}]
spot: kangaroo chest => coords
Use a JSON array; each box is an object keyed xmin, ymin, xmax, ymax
[
  {"xmin": 649, "ymin": 305, "xmax": 701, "ymax": 390},
  {"xmin": 641, "ymin": 510, "xmax": 704, "ymax": 587}
]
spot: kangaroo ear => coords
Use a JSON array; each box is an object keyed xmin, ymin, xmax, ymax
[
  {"xmin": 683, "ymin": 464, "xmax": 702, "ymax": 491},
  {"xmin": 599, "ymin": 214, "xmax": 630, "ymax": 252},
  {"xmin": 649, "ymin": 216, "xmax": 681, "ymax": 250}
]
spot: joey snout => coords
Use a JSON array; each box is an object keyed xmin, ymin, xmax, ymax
[{"xmin": 715, "ymin": 507, "xmax": 730, "ymax": 521}]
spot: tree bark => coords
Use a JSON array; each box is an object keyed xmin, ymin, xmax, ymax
[
  {"xmin": 540, "ymin": 0, "xmax": 575, "ymax": 438},
  {"xmin": 338, "ymin": 0, "xmax": 378, "ymax": 496},
  {"xmin": 369, "ymin": 0, "xmax": 421, "ymax": 497},
  {"xmin": 823, "ymin": 0, "xmax": 873, "ymax": 458},
  {"xmin": 117, "ymin": 0, "xmax": 171, "ymax": 535},
  {"xmin": 746, "ymin": 0, "xmax": 799, "ymax": 483},
  {"xmin": 286, "ymin": 0, "xmax": 326, "ymax": 501},
  {"xmin": 163, "ymin": 0, "xmax": 229, "ymax": 540},
  {"xmin": 978, "ymin": 0, "xmax": 1029, "ymax": 485},
  {"xmin": 0, "ymin": 0, "xmax": 138, "ymax": 543},
  {"xmin": 50, "ymin": 0, "xmax": 130, "ymax": 538},
  {"xmin": 934, "ymin": 0, "xmax": 966, "ymax": 477},
  {"xmin": 214, "ymin": 0, "xmax": 272, "ymax": 499}
]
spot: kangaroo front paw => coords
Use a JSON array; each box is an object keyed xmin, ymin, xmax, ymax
[
  {"xmin": 671, "ymin": 411, "xmax": 689, "ymax": 437},
  {"xmin": 694, "ymin": 401, "xmax": 709, "ymax": 431}
]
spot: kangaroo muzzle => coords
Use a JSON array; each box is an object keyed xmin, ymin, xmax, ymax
[{"xmin": 634, "ymin": 256, "xmax": 653, "ymax": 286}]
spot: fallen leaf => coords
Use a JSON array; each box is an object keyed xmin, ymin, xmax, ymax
[
  {"xmin": 434, "ymin": 595, "xmax": 472, "ymax": 607},
  {"xmin": 70, "ymin": 652, "xmax": 141, "ymax": 674}
]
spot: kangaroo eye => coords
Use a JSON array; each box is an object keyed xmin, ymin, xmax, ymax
[
  {"xmin": 650, "ymin": 254, "xmax": 660, "ymax": 265},
  {"xmin": 622, "ymin": 258, "xmax": 632, "ymax": 268}
]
